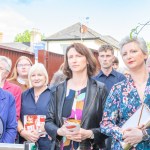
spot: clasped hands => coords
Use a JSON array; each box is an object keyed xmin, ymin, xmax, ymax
[
  {"xmin": 57, "ymin": 125, "xmax": 93, "ymax": 142},
  {"xmin": 122, "ymin": 124, "xmax": 145, "ymax": 146},
  {"xmin": 21, "ymin": 129, "xmax": 41, "ymax": 143}
]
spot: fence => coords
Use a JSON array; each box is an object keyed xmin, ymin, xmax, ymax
[
  {"xmin": 0, "ymin": 45, "xmax": 35, "ymax": 73},
  {"xmin": 38, "ymin": 49, "xmax": 100, "ymax": 83},
  {"xmin": 0, "ymin": 45, "xmax": 100, "ymax": 83},
  {"xmin": 38, "ymin": 50, "xmax": 64, "ymax": 82}
]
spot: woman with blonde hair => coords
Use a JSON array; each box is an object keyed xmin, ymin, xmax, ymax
[
  {"xmin": 18, "ymin": 63, "xmax": 52, "ymax": 149},
  {"xmin": 9, "ymin": 56, "xmax": 33, "ymax": 91},
  {"xmin": 100, "ymin": 36, "xmax": 150, "ymax": 149}
]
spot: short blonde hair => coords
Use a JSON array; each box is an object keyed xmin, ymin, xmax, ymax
[
  {"xmin": 119, "ymin": 36, "xmax": 148, "ymax": 55},
  {"xmin": 28, "ymin": 63, "xmax": 49, "ymax": 87}
]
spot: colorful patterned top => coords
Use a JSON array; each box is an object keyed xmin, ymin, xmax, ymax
[
  {"xmin": 100, "ymin": 75, "xmax": 150, "ymax": 150},
  {"xmin": 61, "ymin": 87, "xmax": 86, "ymax": 150}
]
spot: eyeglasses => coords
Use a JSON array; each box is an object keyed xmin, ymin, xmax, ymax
[{"xmin": 17, "ymin": 64, "xmax": 31, "ymax": 67}]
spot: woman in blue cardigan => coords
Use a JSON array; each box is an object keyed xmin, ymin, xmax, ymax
[
  {"xmin": 0, "ymin": 88, "xmax": 17, "ymax": 143},
  {"xmin": 0, "ymin": 63, "xmax": 17, "ymax": 143}
]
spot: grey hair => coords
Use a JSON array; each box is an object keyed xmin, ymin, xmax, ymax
[
  {"xmin": 0, "ymin": 56, "xmax": 12, "ymax": 72},
  {"xmin": 119, "ymin": 36, "xmax": 148, "ymax": 54},
  {"xmin": 28, "ymin": 63, "xmax": 49, "ymax": 87}
]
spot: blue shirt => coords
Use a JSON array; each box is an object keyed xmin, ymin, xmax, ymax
[
  {"xmin": 20, "ymin": 87, "xmax": 52, "ymax": 149},
  {"xmin": 94, "ymin": 69, "xmax": 126, "ymax": 93},
  {"xmin": 21, "ymin": 87, "xmax": 51, "ymax": 124},
  {"xmin": 0, "ymin": 88, "xmax": 17, "ymax": 143}
]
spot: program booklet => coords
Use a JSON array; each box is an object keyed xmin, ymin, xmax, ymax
[
  {"xmin": 121, "ymin": 104, "xmax": 150, "ymax": 130},
  {"xmin": 24, "ymin": 115, "xmax": 46, "ymax": 137},
  {"xmin": 121, "ymin": 104, "xmax": 150, "ymax": 150}
]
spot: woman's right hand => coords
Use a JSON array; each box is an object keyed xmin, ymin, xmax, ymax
[
  {"xmin": 57, "ymin": 125, "xmax": 81, "ymax": 142},
  {"xmin": 57, "ymin": 124, "xmax": 80, "ymax": 137},
  {"xmin": 20, "ymin": 129, "xmax": 40, "ymax": 143}
]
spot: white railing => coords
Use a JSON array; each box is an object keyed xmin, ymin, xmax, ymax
[{"xmin": 0, "ymin": 143, "xmax": 24, "ymax": 150}]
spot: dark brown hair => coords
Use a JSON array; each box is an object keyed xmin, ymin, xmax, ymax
[
  {"xmin": 113, "ymin": 56, "xmax": 119, "ymax": 64},
  {"xmin": 63, "ymin": 43, "xmax": 98, "ymax": 78}
]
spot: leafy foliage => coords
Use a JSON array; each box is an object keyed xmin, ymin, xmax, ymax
[
  {"xmin": 130, "ymin": 21, "xmax": 150, "ymax": 54},
  {"xmin": 14, "ymin": 30, "xmax": 45, "ymax": 42},
  {"xmin": 130, "ymin": 20, "xmax": 150, "ymax": 39},
  {"xmin": 14, "ymin": 30, "xmax": 31, "ymax": 42}
]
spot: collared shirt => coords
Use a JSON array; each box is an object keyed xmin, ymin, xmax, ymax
[
  {"xmin": 21, "ymin": 87, "xmax": 51, "ymax": 123},
  {"xmin": 20, "ymin": 87, "xmax": 52, "ymax": 148},
  {"xmin": 100, "ymin": 75, "xmax": 150, "ymax": 150},
  {"xmin": 94, "ymin": 69, "xmax": 126, "ymax": 93}
]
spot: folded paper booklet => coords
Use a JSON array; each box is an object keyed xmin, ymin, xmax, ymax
[
  {"xmin": 24, "ymin": 115, "xmax": 46, "ymax": 137},
  {"xmin": 64, "ymin": 121, "xmax": 80, "ymax": 131},
  {"xmin": 121, "ymin": 104, "xmax": 150, "ymax": 150}
]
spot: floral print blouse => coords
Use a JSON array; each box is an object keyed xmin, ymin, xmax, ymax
[{"xmin": 100, "ymin": 75, "xmax": 150, "ymax": 150}]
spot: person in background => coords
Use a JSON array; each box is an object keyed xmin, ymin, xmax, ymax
[
  {"xmin": 94, "ymin": 44, "xmax": 126, "ymax": 93},
  {"xmin": 94, "ymin": 45, "xmax": 126, "ymax": 150},
  {"xmin": 0, "ymin": 68, "xmax": 17, "ymax": 143},
  {"xmin": 0, "ymin": 56, "xmax": 22, "ymax": 121},
  {"xmin": 50, "ymin": 63, "xmax": 66, "ymax": 88},
  {"xmin": 9, "ymin": 56, "xmax": 33, "ymax": 91},
  {"xmin": 100, "ymin": 36, "xmax": 150, "ymax": 149},
  {"xmin": 112, "ymin": 56, "xmax": 119, "ymax": 70},
  {"xmin": 123, "ymin": 68, "xmax": 130, "ymax": 78},
  {"xmin": 18, "ymin": 63, "xmax": 52, "ymax": 150},
  {"xmin": 45, "ymin": 43, "xmax": 107, "ymax": 150},
  {"xmin": 146, "ymin": 56, "xmax": 150, "ymax": 73}
]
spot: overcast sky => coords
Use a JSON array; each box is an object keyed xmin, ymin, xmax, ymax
[{"xmin": 0, "ymin": 0, "xmax": 150, "ymax": 42}]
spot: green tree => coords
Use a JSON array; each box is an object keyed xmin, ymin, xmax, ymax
[
  {"xmin": 14, "ymin": 30, "xmax": 45, "ymax": 42},
  {"xmin": 14, "ymin": 30, "xmax": 31, "ymax": 42}
]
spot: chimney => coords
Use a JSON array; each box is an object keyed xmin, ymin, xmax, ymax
[
  {"xmin": 80, "ymin": 25, "xmax": 88, "ymax": 33},
  {"xmin": 0, "ymin": 32, "xmax": 3, "ymax": 43},
  {"xmin": 30, "ymin": 28, "xmax": 41, "ymax": 43}
]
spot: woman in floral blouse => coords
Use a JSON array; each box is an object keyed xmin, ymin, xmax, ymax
[{"xmin": 100, "ymin": 36, "xmax": 150, "ymax": 150}]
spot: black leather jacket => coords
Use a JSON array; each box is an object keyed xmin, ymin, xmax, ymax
[{"xmin": 45, "ymin": 77, "xmax": 108, "ymax": 149}]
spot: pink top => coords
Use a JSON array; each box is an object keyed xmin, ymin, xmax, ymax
[{"xmin": 3, "ymin": 80, "xmax": 22, "ymax": 121}]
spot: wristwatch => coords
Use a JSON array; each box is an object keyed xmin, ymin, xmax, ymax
[{"xmin": 142, "ymin": 129, "xmax": 149, "ymax": 141}]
